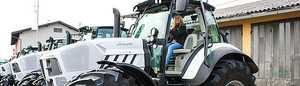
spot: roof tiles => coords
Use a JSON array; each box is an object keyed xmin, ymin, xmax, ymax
[{"xmin": 215, "ymin": 0, "xmax": 300, "ymax": 19}]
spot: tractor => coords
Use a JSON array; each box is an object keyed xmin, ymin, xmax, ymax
[
  {"xmin": 0, "ymin": 62, "xmax": 14, "ymax": 86},
  {"xmin": 0, "ymin": 31, "xmax": 78, "ymax": 86},
  {"xmin": 38, "ymin": 26, "xmax": 129, "ymax": 86},
  {"xmin": 41, "ymin": 0, "xmax": 258, "ymax": 86},
  {"xmin": 13, "ymin": 26, "xmax": 127, "ymax": 86}
]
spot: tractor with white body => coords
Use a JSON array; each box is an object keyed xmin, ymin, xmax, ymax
[
  {"xmin": 13, "ymin": 26, "xmax": 124, "ymax": 86},
  {"xmin": 40, "ymin": 0, "xmax": 258, "ymax": 86},
  {"xmin": 38, "ymin": 25, "xmax": 128, "ymax": 86},
  {"xmin": 12, "ymin": 31, "xmax": 80, "ymax": 86},
  {"xmin": 0, "ymin": 62, "xmax": 14, "ymax": 86},
  {"xmin": 0, "ymin": 31, "xmax": 79, "ymax": 86}
]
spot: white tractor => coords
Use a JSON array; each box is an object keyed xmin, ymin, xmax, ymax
[
  {"xmin": 0, "ymin": 62, "xmax": 14, "ymax": 86},
  {"xmin": 41, "ymin": 0, "xmax": 258, "ymax": 86},
  {"xmin": 12, "ymin": 31, "xmax": 80, "ymax": 86},
  {"xmin": 39, "ymin": 25, "xmax": 129, "ymax": 86},
  {"xmin": 10, "ymin": 52, "xmax": 43, "ymax": 86},
  {"xmin": 0, "ymin": 31, "xmax": 79, "ymax": 86}
]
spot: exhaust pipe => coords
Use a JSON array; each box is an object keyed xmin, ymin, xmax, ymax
[
  {"xmin": 113, "ymin": 8, "xmax": 121, "ymax": 37},
  {"xmin": 66, "ymin": 31, "xmax": 72, "ymax": 44}
]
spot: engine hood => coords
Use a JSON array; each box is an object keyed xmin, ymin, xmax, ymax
[
  {"xmin": 41, "ymin": 38, "xmax": 148, "ymax": 74},
  {"xmin": 41, "ymin": 38, "xmax": 145, "ymax": 58}
]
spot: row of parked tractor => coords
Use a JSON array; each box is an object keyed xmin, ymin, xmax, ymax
[
  {"xmin": 0, "ymin": 0, "xmax": 259, "ymax": 86},
  {"xmin": 0, "ymin": 26, "xmax": 119, "ymax": 86}
]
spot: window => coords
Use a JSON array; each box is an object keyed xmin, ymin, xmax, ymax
[
  {"xmin": 96, "ymin": 28, "xmax": 113, "ymax": 38},
  {"xmin": 204, "ymin": 11, "xmax": 221, "ymax": 43},
  {"xmin": 54, "ymin": 28, "xmax": 63, "ymax": 33},
  {"xmin": 46, "ymin": 58, "xmax": 62, "ymax": 76},
  {"xmin": 95, "ymin": 27, "xmax": 128, "ymax": 38},
  {"xmin": 12, "ymin": 63, "xmax": 21, "ymax": 73}
]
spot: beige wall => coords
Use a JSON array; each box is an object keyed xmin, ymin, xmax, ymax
[{"xmin": 18, "ymin": 23, "xmax": 78, "ymax": 50}]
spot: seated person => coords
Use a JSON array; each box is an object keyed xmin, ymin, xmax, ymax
[{"xmin": 166, "ymin": 15, "xmax": 188, "ymax": 64}]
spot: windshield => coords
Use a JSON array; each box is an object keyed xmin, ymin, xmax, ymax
[
  {"xmin": 131, "ymin": 11, "xmax": 169, "ymax": 39},
  {"xmin": 96, "ymin": 27, "xmax": 128, "ymax": 38},
  {"xmin": 96, "ymin": 28, "xmax": 113, "ymax": 38}
]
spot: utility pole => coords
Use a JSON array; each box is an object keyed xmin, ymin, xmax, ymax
[{"xmin": 33, "ymin": 0, "xmax": 39, "ymax": 46}]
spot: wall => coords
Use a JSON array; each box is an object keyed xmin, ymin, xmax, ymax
[
  {"xmin": 19, "ymin": 23, "xmax": 78, "ymax": 49},
  {"xmin": 220, "ymin": 25, "xmax": 243, "ymax": 49},
  {"xmin": 217, "ymin": 10, "xmax": 300, "ymax": 86},
  {"xmin": 252, "ymin": 20, "xmax": 300, "ymax": 86}
]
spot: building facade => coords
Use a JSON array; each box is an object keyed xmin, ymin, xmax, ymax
[
  {"xmin": 11, "ymin": 21, "xmax": 79, "ymax": 54},
  {"xmin": 216, "ymin": 0, "xmax": 300, "ymax": 85}
]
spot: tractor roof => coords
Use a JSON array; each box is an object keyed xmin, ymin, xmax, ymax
[{"xmin": 133, "ymin": 0, "xmax": 215, "ymax": 13}]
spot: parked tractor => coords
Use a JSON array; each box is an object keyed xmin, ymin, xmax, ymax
[
  {"xmin": 0, "ymin": 31, "xmax": 79, "ymax": 86},
  {"xmin": 40, "ymin": 0, "xmax": 258, "ymax": 86},
  {"xmin": 0, "ymin": 62, "xmax": 14, "ymax": 86},
  {"xmin": 14, "ymin": 26, "xmax": 127, "ymax": 86},
  {"xmin": 39, "ymin": 26, "xmax": 129, "ymax": 86}
]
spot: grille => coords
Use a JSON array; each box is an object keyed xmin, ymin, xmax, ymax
[{"xmin": 100, "ymin": 54, "xmax": 138, "ymax": 68}]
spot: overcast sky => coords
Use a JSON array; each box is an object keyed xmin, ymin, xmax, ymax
[{"xmin": 0, "ymin": 0, "xmax": 261, "ymax": 59}]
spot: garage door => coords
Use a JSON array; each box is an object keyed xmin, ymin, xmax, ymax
[{"xmin": 252, "ymin": 20, "xmax": 300, "ymax": 86}]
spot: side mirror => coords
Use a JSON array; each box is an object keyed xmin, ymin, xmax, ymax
[
  {"xmin": 220, "ymin": 31, "xmax": 229, "ymax": 43},
  {"xmin": 91, "ymin": 30, "xmax": 97, "ymax": 39},
  {"xmin": 148, "ymin": 27, "xmax": 159, "ymax": 45},
  {"xmin": 150, "ymin": 27, "xmax": 159, "ymax": 37},
  {"xmin": 175, "ymin": 0, "xmax": 189, "ymax": 12},
  {"xmin": 225, "ymin": 32, "xmax": 230, "ymax": 37}
]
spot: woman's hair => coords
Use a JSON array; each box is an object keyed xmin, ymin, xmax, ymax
[{"xmin": 172, "ymin": 15, "xmax": 183, "ymax": 30}]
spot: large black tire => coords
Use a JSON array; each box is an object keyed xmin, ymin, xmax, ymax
[
  {"xmin": 18, "ymin": 72, "xmax": 44, "ymax": 86},
  {"xmin": 0, "ymin": 74, "xmax": 16, "ymax": 86},
  {"xmin": 66, "ymin": 69, "xmax": 140, "ymax": 86},
  {"xmin": 67, "ymin": 61, "xmax": 155, "ymax": 86},
  {"xmin": 202, "ymin": 59, "xmax": 256, "ymax": 86}
]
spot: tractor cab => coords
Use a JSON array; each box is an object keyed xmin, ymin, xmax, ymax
[
  {"xmin": 113, "ymin": 0, "xmax": 257, "ymax": 85},
  {"xmin": 129, "ymin": 0, "xmax": 221, "ymax": 75}
]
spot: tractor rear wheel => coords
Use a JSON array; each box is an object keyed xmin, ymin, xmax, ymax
[{"xmin": 202, "ymin": 59, "xmax": 256, "ymax": 86}]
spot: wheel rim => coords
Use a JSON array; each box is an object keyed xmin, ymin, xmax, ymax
[{"xmin": 225, "ymin": 80, "xmax": 245, "ymax": 86}]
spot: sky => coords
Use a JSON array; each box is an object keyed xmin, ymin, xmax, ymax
[{"xmin": 0, "ymin": 0, "xmax": 261, "ymax": 59}]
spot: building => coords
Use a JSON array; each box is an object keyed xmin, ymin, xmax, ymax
[
  {"xmin": 215, "ymin": 0, "xmax": 300, "ymax": 85},
  {"xmin": 11, "ymin": 21, "xmax": 79, "ymax": 54}
]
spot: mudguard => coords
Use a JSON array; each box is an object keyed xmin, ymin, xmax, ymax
[
  {"xmin": 206, "ymin": 46, "xmax": 258, "ymax": 73},
  {"xmin": 116, "ymin": 63, "xmax": 155, "ymax": 86},
  {"xmin": 183, "ymin": 43, "xmax": 258, "ymax": 85}
]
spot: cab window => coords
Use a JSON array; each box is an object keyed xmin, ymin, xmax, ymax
[
  {"xmin": 12, "ymin": 63, "xmax": 21, "ymax": 73},
  {"xmin": 204, "ymin": 11, "xmax": 220, "ymax": 43}
]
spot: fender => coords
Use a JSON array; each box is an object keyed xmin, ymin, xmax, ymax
[
  {"xmin": 182, "ymin": 43, "xmax": 258, "ymax": 85},
  {"xmin": 117, "ymin": 63, "xmax": 155, "ymax": 86},
  {"xmin": 207, "ymin": 46, "xmax": 258, "ymax": 73}
]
